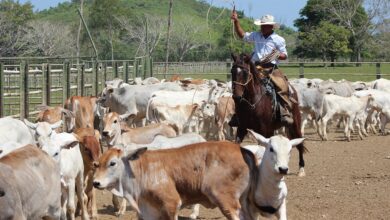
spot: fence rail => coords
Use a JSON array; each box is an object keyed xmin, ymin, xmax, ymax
[{"xmin": 0, "ymin": 57, "xmax": 389, "ymax": 119}]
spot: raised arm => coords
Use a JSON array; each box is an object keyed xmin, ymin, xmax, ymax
[{"xmin": 231, "ymin": 10, "xmax": 245, "ymax": 39}]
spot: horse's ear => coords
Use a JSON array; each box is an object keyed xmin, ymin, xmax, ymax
[{"xmin": 231, "ymin": 53, "xmax": 238, "ymax": 62}]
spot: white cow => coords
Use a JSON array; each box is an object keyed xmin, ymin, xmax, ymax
[
  {"xmin": 318, "ymin": 94, "xmax": 374, "ymax": 141},
  {"xmin": 354, "ymin": 89, "xmax": 390, "ymax": 135},
  {"xmin": 0, "ymin": 117, "xmax": 35, "ymax": 146},
  {"xmin": 247, "ymin": 129, "xmax": 305, "ymax": 220},
  {"xmin": 39, "ymin": 133, "xmax": 89, "ymax": 220},
  {"xmin": 0, "ymin": 117, "xmax": 35, "ymax": 157},
  {"xmin": 0, "ymin": 145, "xmax": 62, "ymax": 219},
  {"xmin": 372, "ymin": 78, "xmax": 390, "ymax": 93},
  {"xmin": 99, "ymin": 82, "xmax": 184, "ymax": 126}
]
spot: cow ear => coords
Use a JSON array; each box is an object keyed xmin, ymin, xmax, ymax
[
  {"xmin": 127, "ymin": 147, "xmax": 147, "ymax": 161},
  {"xmin": 247, "ymin": 129, "xmax": 270, "ymax": 146},
  {"xmin": 119, "ymin": 113, "xmax": 135, "ymax": 122},
  {"xmin": 62, "ymin": 141, "xmax": 79, "ymax": 149},
  {"xmin": 62, "ymin": 109, "xmax": 75, "ymax": 118},
  {"xmin": 107, "ymin": 87, "xmax": 114, "ymax": 93},
  {"xmin": 24, "ymin": 119, "xmax": 38, "ymax": 129},
  {"xmin": 289, "ymin": 138, "xmax": 305, "ymax": 148}
]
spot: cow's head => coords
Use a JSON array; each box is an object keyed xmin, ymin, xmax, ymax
[
  {"xmin": 102, "ymin": 112, "xmax": 135, "ymax": 139},
  {"xmin": 93, "ymin": 147, "xmax": 147, "ymax": 190},
  {"xmin": 97, "ymin": 86, "xmax": 114, "ymax": 107},
  {"xmin": 247, "ymin": 129, "xmax": 304, "ymax": 175},
  {"xmin": 24, "ymin": 119, "xmax": 62, "ymax": 143},
  {"xmin": 38, "ymin": 132, "xmax": 79, "ymax": 162}
]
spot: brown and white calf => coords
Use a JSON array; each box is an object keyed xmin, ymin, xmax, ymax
[
  {"xmin": 93, "ymin": 141, "xmax": 257, "ymax": 220},
  {"xmin": 73, "ymin": 128, "xmax": 102, "ymax": 220},
  {"xmin": 102, "ymin": 112, "xmax": 177, "ymax": 146},
  {"xmin": 0, "ymin": 145, "xmax": 62, "ymax": 219}
]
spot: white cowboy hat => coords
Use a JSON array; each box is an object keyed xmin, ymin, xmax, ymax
[{"xmin": 254, "ymin": 15, "xmax": 280, "ymax": 29}]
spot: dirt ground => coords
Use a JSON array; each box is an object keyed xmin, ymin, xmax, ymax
[{"xmin": 80, "ymin": 127, "xmax": 390, "ymax": 220}]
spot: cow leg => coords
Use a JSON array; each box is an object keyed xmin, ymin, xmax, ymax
[
  {"xmin": 206, "ymin": 189, "xmax": 241, "ymax": 220},
  {"xmin": 345, "ymin": 117, "xmax": 351, "ymax": 142},
  {"xmin": 112, "ymin": 195, "xmax": 127, "ymax": 216},
  {"xmin": 76, "ymin": 173, "xmax": 89, "ymax": 220},
  {"xmin": 321, "ymin": 115, "xmax": 331, "ymax": 141},
  {"xmin": 66, "ymin": 179, "xmax": 76, "ymax": 220}
]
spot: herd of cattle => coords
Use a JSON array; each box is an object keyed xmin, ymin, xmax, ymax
[{"xmin": 0, "ymin": 75, "xmax": 390, "ymax": 220}]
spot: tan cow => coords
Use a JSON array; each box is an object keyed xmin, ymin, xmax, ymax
[
  {"xmin": 93, "ymin": 141, "xmax": 257, "ymax": 220},
  {"xmin": 64, "ymin": 96, "xmax": 100, "ymax": 132},
  {"xmin": 102, "ymin": 112, "xmax": 177, "ymax": 146},
  {"xmin": 0, "ymin": 145, "xmax": 62, "ymax": 219},
  {"xmin": 73, "ymin": 128, "xmax": 102, "ymax": 220},
  {"xmin": 35, "ymin": 105, "xmax": 74, "ymax": 132},
  {"xmin": 215, "ymin": 96, "xmax": 235, "ymax": 140}
]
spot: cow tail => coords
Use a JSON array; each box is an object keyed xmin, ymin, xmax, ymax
[{"xmin": 317, "ymin": 96, "xmax": 326, "ymax": 121}]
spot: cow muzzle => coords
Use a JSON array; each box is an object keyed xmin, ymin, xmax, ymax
[{"xmin": 278, "ymin": 166, "xmax": 289, "ymax": 175}]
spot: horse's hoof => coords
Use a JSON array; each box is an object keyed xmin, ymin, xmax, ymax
[{"xmin": 298, "ymin": 168, "xmax": 306, "ymax": 177}]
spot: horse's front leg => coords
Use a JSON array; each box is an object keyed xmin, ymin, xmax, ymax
[{"xmin": 235, "ymin": 126, "xmax": 248, "ymax": 143}]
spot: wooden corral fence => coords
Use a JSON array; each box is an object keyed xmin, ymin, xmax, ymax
[
  {"xmin": 0, "ymin": 56, "xmax": 389, "ymax": 120},
  {"xmin": 0, "ymin": 56, "xmax": 152, "ymax": 119}
]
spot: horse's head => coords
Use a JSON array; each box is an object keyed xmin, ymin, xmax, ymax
[{"xmin": 231, "ymin": 53, "xmax": 253, "ymax": 98}]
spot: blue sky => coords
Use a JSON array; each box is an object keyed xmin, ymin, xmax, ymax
[{"xmin": 20, "ymin": 0, "xmax": 307, "ymax": 28}]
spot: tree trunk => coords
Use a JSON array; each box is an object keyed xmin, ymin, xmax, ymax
[
  {"xmin": 76, "ymin": 0, "xmax": 83, "ymax": 64},
  {"xmin": 164, "ymin": 0, "xmax": 173, "ymax": 79}
]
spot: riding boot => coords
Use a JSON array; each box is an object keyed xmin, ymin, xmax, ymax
[
  {"xmin": 280, "ymin": 103, "xmax": 293, "ymax": 125},
  {"xmin": 228, "ymin": 113, "xmax": 239, "ymax": 127}
]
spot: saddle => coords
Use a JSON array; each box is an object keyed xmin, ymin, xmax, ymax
[{"xmin": 256, "ymin": 65, "xmax": 297, "ymax": 109}]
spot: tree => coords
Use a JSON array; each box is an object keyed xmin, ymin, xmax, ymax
[
  {"xmin": 295, "ymin": 21, "xmax": 351, "ymax": 64},
  {"xmin": 89, "ymin": 0, "xmax": 124, "ymax": 60},
  {"xmin": 20, "ymin": 20, "xmax": 76, "ymax": 56},
  {"xmin": 117, "ymin": 14, "xmax": 165, "ymax": 57},
  {"xmin": 320, "ymin": 0, "xmax": 389, "ymax": 62},
  {"xmin": 0, "ymin": 0, "xmax": 33, "ymax": 56},
  {"xmin": 170, "ymin": 19, "xmax": 207, "ymax": 62}
]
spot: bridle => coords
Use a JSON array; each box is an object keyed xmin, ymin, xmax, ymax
[{"xmin": 232, "ymin": 63, "xmax": 264, "ymax": 109}]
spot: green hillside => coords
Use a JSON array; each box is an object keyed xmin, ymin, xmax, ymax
[{"xmin": 35, "ymin": 0, "xmax": 258, "ymax": 61}]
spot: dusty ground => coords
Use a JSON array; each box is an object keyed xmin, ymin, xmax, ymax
[{"xmin": 79, "ymin": 127, "xmax": 390, "ymax": 220}]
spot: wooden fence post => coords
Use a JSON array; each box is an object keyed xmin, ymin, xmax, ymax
[
  {"xmin": 144, "ymin": 57, "xmax": 149, "ymax": 79},
  {"xmin": 226, "ymin": 59, "xmax": 232, "ymax": 81},
  {"xmin": 42, "ymin": 63, "xmax": 51, "ymax": 106},
  {"xmin": 114, "ymin": 61, "xmax": 118, "ymax": 78},
  {"xmin": 123, "ymin": 61, "xmax": 129, "ymax": 83},
  {"xmin": 103, "ymin": 62, "xmax": 107, "ymax": 85},
  {"xmin": 376, "ymin": 63, "xmax": 381, "ymax": 79},
  {"xmin": 62, "ymin": 61, "xmax": 70, "ymax": 103},
  {"xmin": 0, "ymin": 62, "xmax": 4, "ymax": 117},
  {"xmin": 150, "ymin": 57, "xmax": 153, "ymax": 77},
  {"xmin": 20, "ymin": 61, "xmax": 29, "ymax": 120},
  {"xmin": 299, "ymin": 63, "xmax": 304, "ymax": 78},
  {"xmin": 79, "ymin": 62, "xmax": 85, "ymax": 96},
  {"xmin": 134, "ymin": 58, "xmax": 139, "ymax": 78},
  {"xmin": 92, "ymin": 60, "xmax": 99, "ymax": 96}
]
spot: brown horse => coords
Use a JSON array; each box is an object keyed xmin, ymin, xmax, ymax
[{"xmin": 231, "ymin": 53, "xmax": 307, "ymax": 176}]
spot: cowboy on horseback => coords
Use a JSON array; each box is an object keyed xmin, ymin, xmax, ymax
[{"xmin": 230, "ymin": 10, "xmax": 294, "ymax": 126}]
